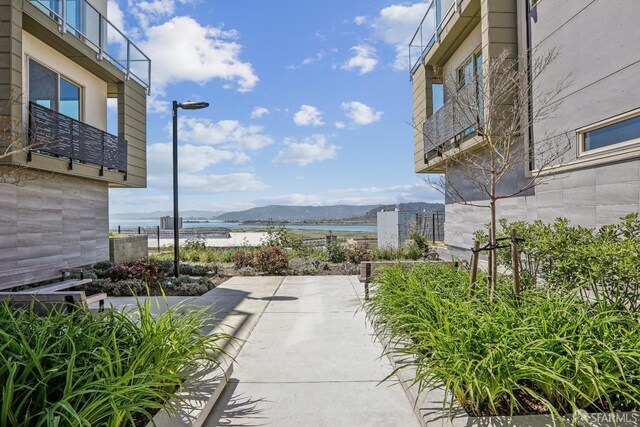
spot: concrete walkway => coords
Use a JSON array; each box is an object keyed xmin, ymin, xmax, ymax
[{"xmin": 202, "ymin": 275, "xmax": 420, "ymax": 427}]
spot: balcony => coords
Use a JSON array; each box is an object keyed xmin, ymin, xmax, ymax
[
  {"xmin": 28, "ymin": 0, "xmax": 151, "ymax": 91},
  {"xmin": 409, "ymin": 0, "xmax": 457, "ymax": 74},
  {"xmin": 29, "ymin": 102, "xmax": 128, "ymax": 173},
  {"xmin": 423, "ymin": 89, "xmax": 479, "ymax": 165}
]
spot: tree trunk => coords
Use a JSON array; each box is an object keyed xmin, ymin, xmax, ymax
[{"xmin": 489, "ymin": 197, "xmax": 497, "ymax": 302}]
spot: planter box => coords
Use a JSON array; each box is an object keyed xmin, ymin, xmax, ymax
[
  {"xmin": 386, "ymin": 348, "xmax": 637, "ymax": 427},
  {"xmin": 109, "ymin": 235, "xmax": 148, "ymax": 264},
  {"xmin": 148, "ymin": 357, "xmax": 233, "ymax": 427}
]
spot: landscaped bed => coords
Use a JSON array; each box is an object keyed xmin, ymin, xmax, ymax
[
  {"xmin": 0, "ymin": 297, "xmax": 230, "ymax": 426},
  {"xmin": 365, "ymin": 214, "xmax": 640, "ymax": 424}
]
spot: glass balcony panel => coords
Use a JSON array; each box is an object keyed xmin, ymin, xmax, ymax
[{"xmin": 28, "ymin": 0, "xmax": 151, "ymax": 91}]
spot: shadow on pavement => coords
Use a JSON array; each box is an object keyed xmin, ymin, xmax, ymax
[{"xmin": 205, "ymin": 379, "xmax": 268, "ymax": 427}]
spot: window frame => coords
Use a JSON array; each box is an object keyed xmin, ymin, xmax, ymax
[
  {"xmin": 576, "ymin": 108, "xmax": 640, "ymax": 158},
  {"xmin": 26, "ymin": 56, "xmax": 84, "ymax": 122}
]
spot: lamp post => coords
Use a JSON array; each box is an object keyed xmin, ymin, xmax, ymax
[{"xmin": 172, "ymin": 100, "xmax": 210, "ymax": 277}]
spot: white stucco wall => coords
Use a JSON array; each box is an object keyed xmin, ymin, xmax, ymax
[{"xmin": 22, "ymin": 31, "xmax": 108, "ymax": 131}]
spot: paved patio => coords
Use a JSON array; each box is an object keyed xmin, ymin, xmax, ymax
[
  {"xmin": 105, "ymin": 275, "xmax": 419, "ymax": 426},
  {"xmin": 202, "ymin": 275, "xmax": 419, "ymax": 427}
]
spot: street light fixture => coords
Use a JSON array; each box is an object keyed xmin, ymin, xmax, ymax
[{"xmin": 172, "ymin": 100, "xmax": 210, "ymax": 278}]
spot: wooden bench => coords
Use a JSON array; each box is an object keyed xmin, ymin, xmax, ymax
[
  {"xmin": 0, "ymin": 291, "xmax": 107, "ymax": 314},
  {"xmin": 0, "ymin": 263, "xmax": 106, "ymax": 313}
]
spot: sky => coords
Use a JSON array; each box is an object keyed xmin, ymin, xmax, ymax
[{"xmin": 107, "ymin": 0, "xmax": 444, "ymax": 215}]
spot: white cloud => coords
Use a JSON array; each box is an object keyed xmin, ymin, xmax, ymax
[
  {"xmin": 341, "ymin": 101, "xmax": 383, "ymax": 125},
  {"xmin": 178, "ymin": 173, "xmax": 268, "ymax": 193},
  {"xmin": 273, "ymin": 135, "xmax": 338, "ymax": 166},
  {"xmin": 148, "ymin": 143, "xmax": 249, "ymax": 175},
  {"xmin": 139, "ymin": 16, "xmax": 258, "ymax": 92},
  {"xmin": 147, "ymin": 92, "xmax": 171, "ymax": 114},
  {"xmin": 341, "ymin": 45, "xmax": 378, "ymax": 74},
  {"xmin": 293, "ymin": 105, "xmax": 324, "ymax": 127},
  {"xmin": 372, "ymin": 2, "xmax": 430, "ymax": 70},
  {"xmin": 107, "ymin": 0, "xmax": 126, "ymax": 32},
  {"xmin": 287, "ymin": 51, "xmax": 327, "ymax": 69},
  {"xmin": 178, "ymin": 117, "xmax": 274, "ymax": 151},
  {"xmin": 334, "ymin": 121, "xmax": 346, "ymax": 129},
  {"xmin": 148, "ymin": 172, "xmax": 268, "ymax": 193},
  {"xmin": 354, "ymin": 16, "xmax": 367, "ymax": 25},
  {"xmin": 256, "ymin": 182, "xmax": 443, "ymax": 206},
  {"xmin": 251, "ymin": 106, "xmax": 270, "ymax": 119}
]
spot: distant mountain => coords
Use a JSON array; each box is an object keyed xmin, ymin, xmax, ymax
[
  {"xmin": 361, "ymin": 202, "xmax": 445, "ymax": 219},
  {"xmin": 216, "ymin": 205, "xmax": 380, "ymax": 222},
  {"xmin": 110, "ymin": 210, "xmax": 225, "ymax": 220}
]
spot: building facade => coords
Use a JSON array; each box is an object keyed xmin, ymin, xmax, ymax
[
  {"xmin": 160, "ymin": 216, "xmax": 182, "ymax": 230},
  {"xmin": 0, "ymin": 0, "xmax": 149, "ymax": 269},
  {"xmin": 411, "ymin": 0, "xmax": 640, "ymax": 255}
]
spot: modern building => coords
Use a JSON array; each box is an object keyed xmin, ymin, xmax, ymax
[
  {"xmin": 0, "ymin": 0, "xmax": 149, "ymax": 269},
  {"xmin": 377, "ymin": 209, "xmax": 416, "ymax": 249},
  {"xmin": 410, "ymin": 0, "xmax": 640, "ymax": 256},
  {"xmin": 160, "ymin": 216, "xmax": 182, "ymax": 230}
]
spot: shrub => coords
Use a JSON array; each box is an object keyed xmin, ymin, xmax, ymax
[
  {"xmin": 232, "ymin": 249, "xmax": 254, "ymax": 269},
  {"xmin": 237, "ymin": 266, "xmax": 257, "ymax": 276},
  {"xmin": 253, "ymin": 246, "xmax": 288, "ymax": 275},
  {"xmin": 365, "ymin": 264, "xmax": 640, "ymax": 419},
  {"xmin": 183, "ymin": 237, "xmax": 207, "ymax": 251},
  {"xmin": 165, "ymin": 275, "xmax": 215, "ymax": 296},
  {"xmin": 86, "ymin": 278, "xmax": 146, "ymax": 296},
  {"xmin": 409, "ymin": 230, "xmax": 430, "ymax": 254},
  {"xmin": 287, "ymin": 258, "xmax": 318, "ymax": 275},
  {"xmin": 344, "ymin": 243, "xmax": 372, "ymax": 265},
  {"xmin": 179, "ymin": 262, "xmax": 222, "ymax": 277},
  {"xmin": 327, "ymin": 242, "xmax": 346, "ymax": 263},
  {"xmin": 478, "ymin": 213, "xmax": 640, "ymax": 309},
  {"xmin": 92, "ymin": 260, "xmax": 115, "ymax": 279},
  {"xmin": 372, "ymin": 244, "xmax": 423, "ymax": 261},
  {"xmin": 335, "ymin": 262, "xmax": 358, "ymax": 275},
  {"xmin": 0, "ymin": 298, "xmax": 230, "ymax": 426},
  {"xmin": 107, "ymin": 259, "xmax": 166, "ymax": 286}
]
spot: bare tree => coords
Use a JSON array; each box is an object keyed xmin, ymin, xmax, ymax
[
  {"xmin": 424, "ymin": 48, "xmax": 572, "ymax": 299},
  {"xmin": 0, "ymin": 91, "xmax": 56, "ymax": 185}
]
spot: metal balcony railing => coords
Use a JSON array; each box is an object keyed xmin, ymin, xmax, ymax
[
  {"xmin": 29, "ymin": 102, "xmax": 128, "ymax": 173},
  {"xmin": 29, "ymin": 0, "xmax": 151, "ymax": 92},
  {"xmin": 423, "ymin": 87, "xmax": 477, "ymax": 162},
  {"xmin": 409, "ymin": 0, "xmax": 457, "ymax": 75}
]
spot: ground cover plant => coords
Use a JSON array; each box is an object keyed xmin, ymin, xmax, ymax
[
  {"xmin": 72, "ymin": 259, "xmax": 223, "ymax": 297},
  {"xmin": 0, "ymin": 298, "xmax": 230, "ymax": 426},
  {"xmin": 149, "ymin": 223, "xmax": 433, "ymax": 277},
  {"xmin": 365, "ymin": 263, "xmax": 640, "ymax": 421}
]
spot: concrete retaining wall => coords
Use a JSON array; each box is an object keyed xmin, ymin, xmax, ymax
[{"xmin": 109, "ymin": 235, "xmax": 148, "ymax": 264}]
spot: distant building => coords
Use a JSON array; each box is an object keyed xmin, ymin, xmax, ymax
[
  {"xmin": 160, "ymin": 216, "xmax": 183, "ymax": 230},
  {"xmin": 377, "ymin": 209, "xmax": 417, "ymax": 249}
]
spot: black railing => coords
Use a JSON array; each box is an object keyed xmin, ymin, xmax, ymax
[
  {"xmin": 423, "ymin": 86, "xmax": 480, "ymax": 163},
  {"xmin": 29, "ymin": 102, "xmax": 127, "ymax": 173},
  {"xmin": 416, "ymin": 211, "xmax": 445, "ymax": 243}
]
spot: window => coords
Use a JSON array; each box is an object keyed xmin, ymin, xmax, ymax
[
  {"xmin": 28, "ymin": 58, "xmax": 81, "ymax": 120},
  {"xmin": 457, "ymin": 58, "xmax": 473, "ymax": 88},
  {"xmin": 581, "ymin": 113, "xmax": 640, "ymax": 153}
]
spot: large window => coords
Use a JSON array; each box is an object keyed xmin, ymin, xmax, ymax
[
  {"xmin": 581, "ymin": 113, "xmax": 640, "ymax": 153},
  {"xmin": 28, "ymin": 58, "xmax": 81, "ymax": 120}
]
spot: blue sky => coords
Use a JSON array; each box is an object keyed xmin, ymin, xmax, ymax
[{"xmin": 107, "ymin": 0, "xmax": 443, "ymax": 214}]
